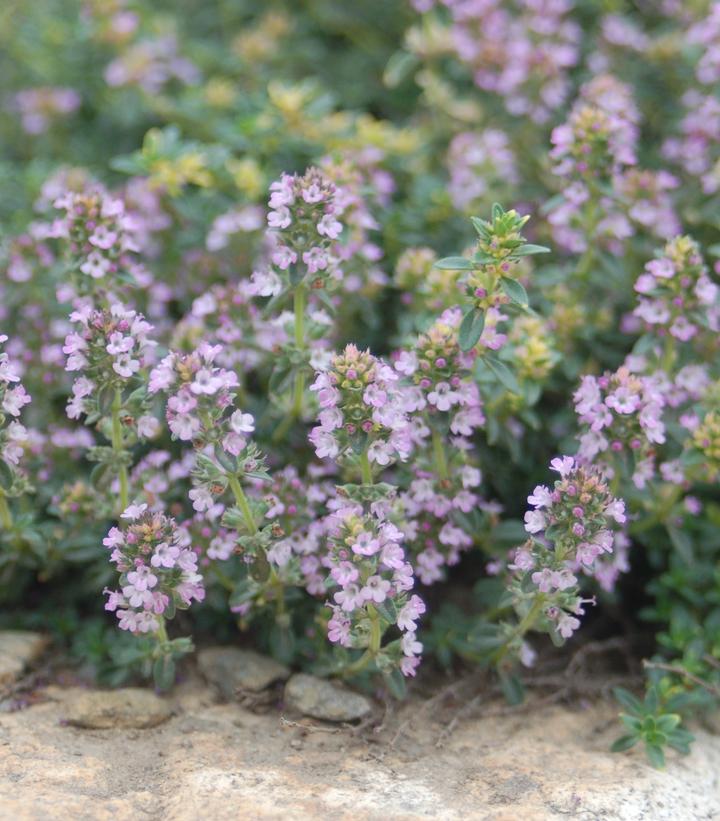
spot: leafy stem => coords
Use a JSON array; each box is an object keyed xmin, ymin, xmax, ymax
[
  {"xmin": 431, "ymin": 427, "xmax": 449, "ymax": 482},
  {"xmin": 0, "ymin": 493, "xmax": 13, "ymax": 531},
  {"xmin": 494, "ymin": 593, "xmax": 546, "ymax": 665},
  {"xmin": 111, "ymin": 387, "xmax": 129, "ymax": 512},
  {"xmin": 227, "ymin": 473, "xmax": 258, "ymax": 534}
]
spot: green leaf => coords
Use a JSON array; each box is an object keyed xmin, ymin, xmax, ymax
[
  {"xmin": 152, "ymin": 655, "xmax": 176, "ymax": 692},
  {"xmin": 269, "ymin": 624, "xmax": 296, "ymax": 665},
  {"xmin": 229, "ymin": 578, "xmax": 256, "ymax": 609},
  {"xmin": 611, "ymin": 734, "xmax": 639, "ymax": 753},
  {"xmin": 0, "ymin": 459, "xmax": 14, "ymax": 491},
  {"xmin": 383, "ymin": 51, "xmax": 419, "ymax": 87},
  {"xmin": 500, "ymin": 276, "xmax": 529, "ymax": 307},
  {"xmin": 374, "ymin": 600, "xmax": 396, "ymax": 625},
  {"xmin": 435, "ymin": 256, "xmax": 474, "ymax": 271},
  {"xmin": 515, "ymin": 243, "xmax": 551, "ymax": 257},
  {"xmin": 470, "ymin": 216, "xmax": 490, "ymax": 237},
  {"xmin": 459, "ymin": 309, "xmax": 486, "ymax": 351},
  {"xmin": 667, "ymin": 525, "xmax": 694, "ymax": 563},
  {"xmin": 620, "ymin": 715, "xmax": 643, "ymax": 733},
  {"xmin": 613, "ymin": 687, "xmax": 644, "ymax": 715},
  {"xmin": 384, "ymin": 667, "xmax": 407, "ymax": 699},
  {"xmin": 491, "ymin": 203, "xmax": 504, "ymax": 220},
  {"xmin": 645, "ymin": 742, "xmax": 666, "ymax": 769},
  {"xmin": 484, "ymin": 355, "xmax": 520, "ymax": 394},
  {"xmin": 655, "ymin": 714, "xmax": 681, "ymax": 733},
  {"xmin": 499, "ymin": 674, "xmax": 525, "ymax": 705},
  {"xmin": 250, "ymin": 546, "xmax": 271, "ymax": 582},
  {"xmin": 269, "ymin": 364, "xmax": 293, "ymax": 395}
]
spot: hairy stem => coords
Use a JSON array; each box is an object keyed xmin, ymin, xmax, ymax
[
  {"xmin": 111, "ymin": 388, "xmax": 129, "ymax": 513},
  {"xmin": 155, "ymin": 616, "xmax": 168, "ymax": 645},
  {"xmin": 228, "ymin": 474, "xmax": 257, "ymax": 534},
  {"xmin": 432, "ymin": 427, "xmax": 449, "ymax": 482},
  {"xmin": 494, "ymin": 594, "xmax": 546, "ymax": 665},
  {"xmin": 340, "ymin": 605, "xmax": 381, "ymax": 679},
  {"xmin": 272, "ymin": 285, "xmax": 308, "ymax": 442},
  {"xmin": 360, "ymin": 449, "xmax": 373, "ymax": 484}
]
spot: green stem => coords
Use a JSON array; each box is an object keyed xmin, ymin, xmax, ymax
[
  {"xmin": 494, "ymin": 594, "xmax": 546, "ymax": 665},
  {"xmin": 359, "ymin": 449, "xmax": 373, "ymax": 485},
  {"xmin": 271, "ymin": 285, "xmax": 308, "ymax": 443},
  {"xmin": 155, "ymin": 616, "xmax": 168, "ymax": 645},
  {"xmin": 228, "ymin": 474, "xmax": 258, "ymax": 534},
  {"xmin": 340, "ymin": 606, "xmax": 381, "ymax": 679},
  {"xmin": 270, "ymin": 568, "xmax": 286, "ymax": 618},
  {"xmin": 294, "ymin": 284, "xmax": 306, "ymax": 349},
  {"xmin": 0, "ymin": 493, "xmax": 12, "ymax": 531},
  {"xmin": 431, "ymin": 428, "xmax": 449, "ymax": 481},
  {"xmin": 576, "ymin": 194, "xmax": 600, "ymax": 285},
  {"xmin": 661, "ymin": 335, "xmax": 675, "ymax": 374},
  {"xmin": 291, "ymin": 284, "xmax": 307, "ymax": 420},
  {"xmin": 111, "ymin": 388, "xmax": 129, "ymax": 512}
]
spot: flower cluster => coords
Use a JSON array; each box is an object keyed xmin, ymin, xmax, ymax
[
  {"xmin": 319, "ymin": 154, "xmax": 389, "ymax": 296},
  {"xmin": 50, "ymin": 189, "xmax": 140, "ymax": 286},
  {"xmin": 444, "ymin": 0, "xmax": 580, "ymax": 123},
  {"xmin": 14, "ymin": 86, "xmax": 81, "ymax": 135},
  {"xmin": 0, "ymin": 335, "xmax": 31, "ymax": 476},
  {"xmin": 149, "ymin": 343, "xmax": 239, "ymax": 446},
  {"xmin": 512, "ymin": 456, "xmax": 626, "ymax": 640},
  {"xmin": 574, "ymin": 366, "xmax": 666, "ymax": 486},
  {"xmin": 614, "ymin": 170, "xmax": 680, "ymax": 242},
  {"xmin": 64, "ymin": 303, "xmax": 156, "ymax": 419},
  {"xmin": 247, "ymin": 464, "xmax": 334, "ymax": 584},
  {"xmin": 399, "ymin": 465, "xmax": 482, "ymax": 584},
  {"xmin": 255, "ymin": 166, "xmax": 343, "ymax": 294},
  {"xmin": 633, "ymin": 236, "xmax": 720, "ymax": 344},
  {"xmin": 550, "ymin": 76, "xmax": 638, "ymax": 182},
  {"xmin": 396, "ymin": 308, "xmax": 485, "ymax": 436},
  {"xmin": 324, "ymin": 505, "xmax": 425, "ymax": 677},
  {"xmin": 104, "ymin": 35, "xmax": 200, "ymax": 93},
  {"xmin": 662, "ymin": 91, "xmax": 720, "ymax": 195},
  {"xmin": 447, "ymin": 130, "xmax": 518, "ymax": 212},
  {"xmin": 309, "ymin": 344, "xmax": 413, "ymax": 467},
  {"xmin": 103, "ymin": 504, "xmax": 204, "ymax": 633},
  {"xmin": 691, "ymin": 408, "xmax": 720, "ymax": 481},
  {"xmin": 688, "ymin": 3, "xmax": 720, "ymax": 86},
  {"xmin": 171, "ymin": 282, "xmax": 279, "ymax": 376},
  {"xmin": 547, "ymin": 74, "xmax": 644, "ymax": 254}
]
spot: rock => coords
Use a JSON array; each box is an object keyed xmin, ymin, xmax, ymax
[
  {"xmin": 0, "ymin": 630, "xmax": 49, "ymax": 686},
  {"xmin": 197, "ymin": 647, "xmax": 290, "ymax": 699},
  {"xmin": 284, "ymin": 673, "xmax": 372, "ymax": 722},
  {"xmin": 0, "ymin": 685, "xmax": 719, "ymax": 819},
  {"xmin": 62, "ymin": 688, "xmax": 172, "ymax": 729}
]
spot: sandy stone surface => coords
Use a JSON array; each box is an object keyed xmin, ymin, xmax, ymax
[
  {"xmin": 0, "ymin": 675, "xmax": 718, "ymax": 820},
  {"xmin": 0, "ymin": 631, "xmax": 50, "ymax": 686}
]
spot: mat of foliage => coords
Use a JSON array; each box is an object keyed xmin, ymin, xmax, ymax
[{"xmin": 1, "ymin": 0, "xmax": 719, "ymax": 768}]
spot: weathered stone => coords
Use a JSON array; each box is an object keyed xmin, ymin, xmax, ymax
[
  {"xmin": 0, "ymin": 682, "xmax": 719, "ymax": 819},
  {"xmin": 0, "ymin": 630, "xmax": 49, "ymax": 686},
  {"xmin": 197, "ymin": 647, "xmax": 290, "ymax": 699},
  {"xmin": 62, "ymin": 687, "xmax": 172, "ymax": 729},
  {"xmin": 284, "ymin": 673, "xmax": 372, "ymax": 722}
]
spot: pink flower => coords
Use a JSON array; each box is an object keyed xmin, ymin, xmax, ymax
[
  {"xmin": 121, "ymin": 503, "xmax": 148, "ymax": 520},
  {"xmin": 524, "ymin": 509, "xmax": 546, "ymax": 534},
  {"xmin": 397, "ymin": 594, "xmax": 426, "ymax": 631},
  {"xmin": 361, "ymin": 575, "xmax": 391, "ymax": 604}
]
